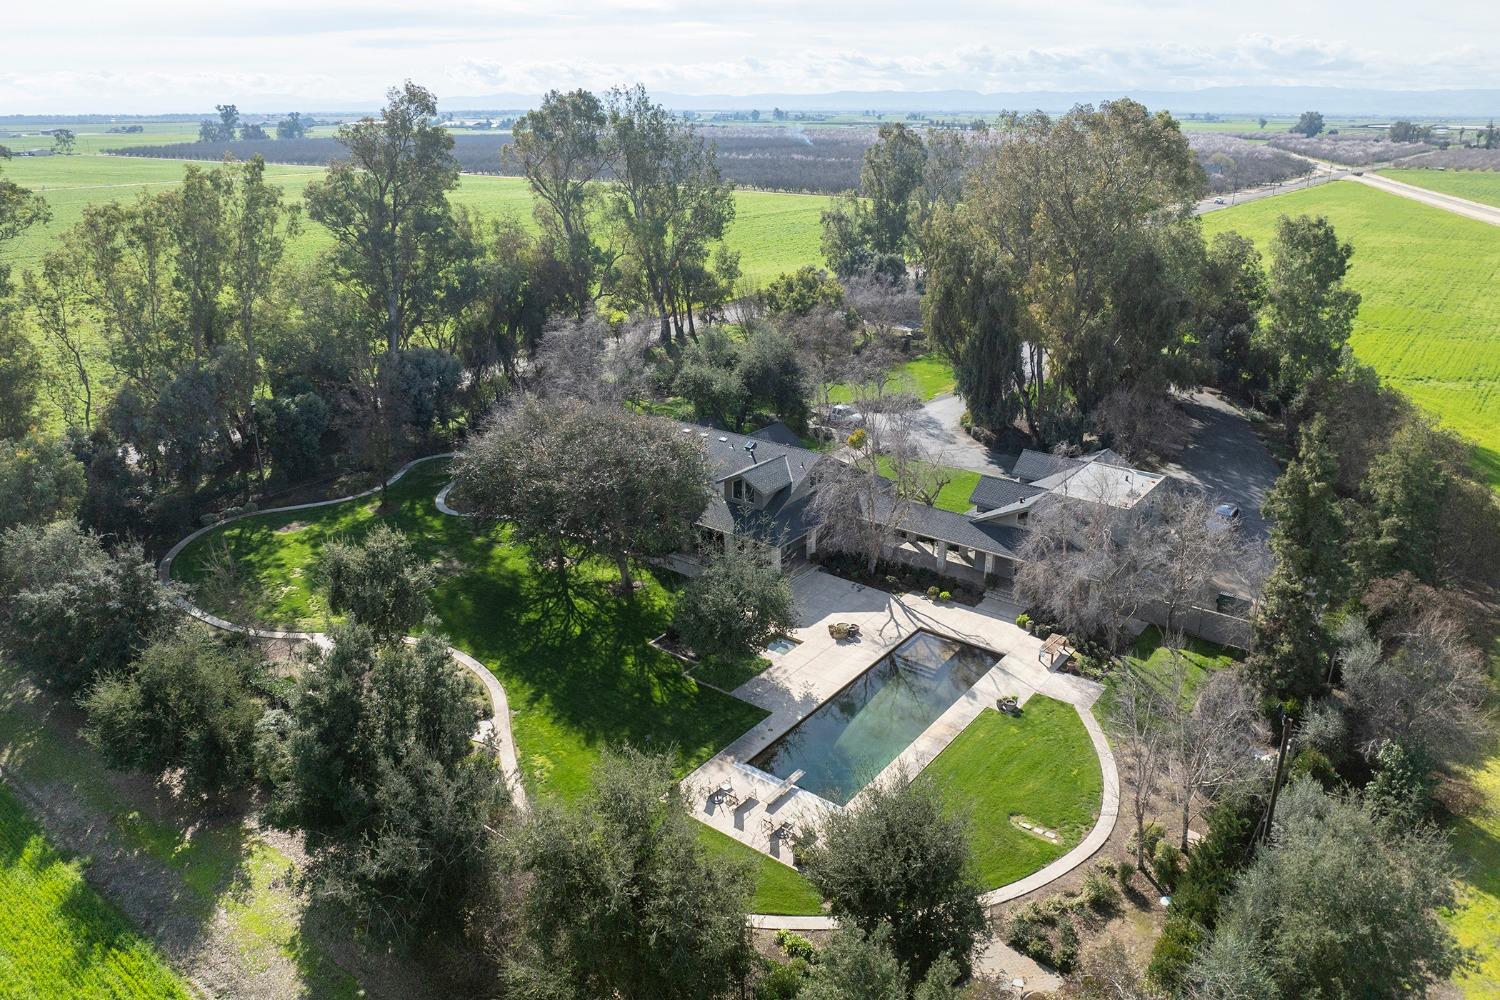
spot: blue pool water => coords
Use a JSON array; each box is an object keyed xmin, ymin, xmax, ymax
[{"xmin": 748, "ymin": 630, "xmax": 999, "ymax": 806}]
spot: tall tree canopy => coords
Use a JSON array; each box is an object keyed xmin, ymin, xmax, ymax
[
  {"xmin": 455, "ymin": 396, "xmax": 711, "ymax": 594},
  {"xmin": 305, "ymin": 81, "xmax": 463, "ymax": 356},
  {"xmin": 605, "ymin": 85, "xmax": 736, "ymax": 344},
  {"xmin": 924, "ymin": 101, "xmax": 1205, "ymax": 439},
  {"xmin": 505, "ymin": 748, "xmax": 754, "ymax": 1000},
  {"xmin": 508, "ymin": 89, "xmax": 612, "ymax": 315}
]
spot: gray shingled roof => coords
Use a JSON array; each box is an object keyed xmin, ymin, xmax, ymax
[
  {"xmin": 742, "ymin": 456, "xmax": 793, "ymax": 495},
  {"xmin": 1011, "ymin": 449, "xmax": 1086, "ymax": 483},
  {"xmin": 748, "ymin": 421, "xmax": 807, "ymax": 448},
  {"xmin": 681, "ymin": 422, "xmax": 827, "ymax": 545},
  {"xmin": 865, "ymin": 492, "xmax": 1027, "ymax": 559},
  {"xmin": 968, "ymin": 476, "xmax": 1046, "ymax": 512}
]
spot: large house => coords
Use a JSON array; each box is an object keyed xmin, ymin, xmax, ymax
[{"xmin": 684, "ymin": 420, "xmax": 1165, "ymax": 591}]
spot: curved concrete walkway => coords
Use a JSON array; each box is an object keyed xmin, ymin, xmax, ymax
[{"xmin": 157, "ymin": 454, "xmax": 529, "ymax": 812}]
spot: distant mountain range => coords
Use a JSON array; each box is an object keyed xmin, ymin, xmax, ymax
[{"xmin": 435, "ymin": 86, "xmax": 1500, "ymax": 119}]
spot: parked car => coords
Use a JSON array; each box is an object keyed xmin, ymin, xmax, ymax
[
  {"xmin": 827, "ymin": 403, "xmax": 865, "ymax": 427},
  {"xmin": 1213, "ymin": 197, "xmax": 1226, "ymax": 204},
  {"xmin": 1208, "ymin": 503, "xmax": 1242, "ymax": 532}
]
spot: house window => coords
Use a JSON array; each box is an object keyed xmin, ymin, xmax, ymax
[
  {"xmin": 1017, "ymin": 511, "xmax": 1029, "ymax": 525},
  {"xmin": 731, "ymin": 478, "xmax": 756, "ymax": 504}
]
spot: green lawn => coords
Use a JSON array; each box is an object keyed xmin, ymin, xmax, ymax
[
  {"xmin": 1202, "ymin": 181, "xmax": 1500, "ymax": 485},
  {"xmin": 827, "ymin": 353, "xmax": 957, "ymax": 404},
  {"xmin": 691, "ymin": 654, "xmax": 774, "ymax": 693},
  {"xmin": 0, "ymin": 155, "xmax": 828, "ymax": 289},
  {"xmin": 874, "ymin": 455, "xmax": 980, "ymax": 515},
  {"xmin": 697, "ymin": 825, "xmax": 825, "ymax": 916},
  {"xmin": 172, "ymin": 459, "xmax": 821, "ymax": 913},
  {"xmin": 0, "ymin": 661, "xmax": 363, "ymax": 998},
  {"xmin": 917, "ymin": 698, "xmax": 1103, "ymax": 889},
  {"xmin": 1450, "ymin": 714, "xmax": 1500, "ymax": 998},
  {"xmin": 1096, "ymin": 626, "xmax": 1240, "ymax": 720},
  {"xmin": 0, "ymin": 783, "xmax": 192, "ymax": 999},
  {"xmin": 1378, "ymin": 168, "xmax": 1500, "ymax": 211}
]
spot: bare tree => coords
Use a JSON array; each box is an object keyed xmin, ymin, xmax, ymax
[
  {"xmin": 1108, "ymin": 662, "xmax": 1172, "ymax": 868},
  {"xmin": 1092, "ymin": 386, "xmax": 1189, "ymax": 466},
  {"xmin": 1161, "ymin": 653, "xmax": 1263, "ymax": 849},
  {"xmin": 808, "ymin": 363, "xmax": 931, "ymax": 574},
  {"xmin": 528, "ymin": 317, "xmax": 651, "ymax": 407},
  {"xmin": 1016, "ymin": 489, "xmax": 1157, "ymax": 650},
  {"xmin": 1145, "ymin": 490, "xmax": 1255, "ymax": 635},
  {"xmin": 1339, "ymin": 612, "xmax": 1490, "ymax": 766},
  {"xmin": 789, "ymin": 306, "xmax": 858, "ymax": 413}
]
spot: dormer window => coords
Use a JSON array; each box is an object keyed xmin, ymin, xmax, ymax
[{"xmin": 732, "ymin": 478, "xmax": 757, "ymax": 504}]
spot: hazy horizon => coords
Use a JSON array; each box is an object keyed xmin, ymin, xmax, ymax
[{"xmin": 5, "ymin": 0, "xmax": 1500, "ymax": 114}]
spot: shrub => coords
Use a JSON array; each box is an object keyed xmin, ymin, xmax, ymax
[
  {"xmin": 846, "ymin": 427, "xmax": 867, "ymax": 450},
  {"xmin": 1082, "ymin": 870, "xmax": 1120, "ymax": 911},
  {"xmin": 1152, "ymin": 840, "xmax": 1183, "ymax": 891},
  {"xmin": 675, "ymin": 538, "xmax": 796, "ymax": 663},
  {"xmin": 939, "ymin": 590, "xmax": 951, "ymax": 602},
  {"xmin": 1115, "ymin": 859, "xmax": 1137, "ymax": 885},
  {"xmin": 1015, "ymin": 613, "xmax": 1032, "ymax": 631},
  {"xmin": 756, "ymin": 958, "xmax": 810, "ymax": 1000},
  {"xmin": 928, "ymin": 585, "xmax": 941, "ymax": 599},
  {"xmin": 774, "ymin": 929, "xmax": 818, "ymax": 964},
  {"xmin": 1146, "ymin": 917, "xmax": 1204, "ymax": 993},
  {"xmin": 1053, "ymin": 920, "xmax": 1081, "ymax": 973},
  {"xmin": 1128, "ymin": 821, "xmax": 1165, "ymax": 860}
]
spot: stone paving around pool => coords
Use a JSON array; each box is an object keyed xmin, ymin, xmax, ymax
[{"xmin": 684, "ymin": 568, "xmax": 1114, "ymax": 890}]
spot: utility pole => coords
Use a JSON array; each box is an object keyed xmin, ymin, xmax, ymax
[{"xmin": 1255, "ymin": 713, "xmax": 1293, "ymax": 847}]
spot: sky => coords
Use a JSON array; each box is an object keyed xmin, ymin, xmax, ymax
[{"xmin": 4, "ymin": 0, "xmax": 1500, "ymax": 113}]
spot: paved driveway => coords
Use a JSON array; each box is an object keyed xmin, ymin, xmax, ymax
[
  {"xmin": 1160, "ymin": 390, "xmax": 1281, "ymax": 543},
  {"xmin": 909, "ymin": 393, "xmax": 1016, "ymax": 477}
]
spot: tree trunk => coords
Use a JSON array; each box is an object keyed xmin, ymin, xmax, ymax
[{"xmin": 616, "ymin": 553, "xmax": 634, "ymax": 598}]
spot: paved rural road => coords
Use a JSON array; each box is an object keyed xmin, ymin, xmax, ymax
[
  {"xmin": 1193, "ymin": 161, "xmax": 1348, "ymax": 216},
  {"xmin": 1346, "ymin": 170, "xmax": 1500, "ymax": 227},
  {"xmin": 1158, "ymin": 389, "xmax": 1281, "ymax": 543}
]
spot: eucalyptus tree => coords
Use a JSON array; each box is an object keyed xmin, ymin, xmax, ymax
[
  {"xmin": 508, "ymin": 88, "xmax": 612, "ymax": 314},
  {"xmin": 305, "ymin": 81, "xmax": 463, "ymax": 356},
  {"xmin": 605, "ymin": 85, "xmax": 736, "ymax": 344}
]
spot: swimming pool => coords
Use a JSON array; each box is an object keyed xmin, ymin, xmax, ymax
[{"xmin": 748, "ymin": 630, "xmax": 1000, "ymax": 806}]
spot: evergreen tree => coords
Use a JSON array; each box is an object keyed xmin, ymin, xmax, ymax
[{"xmin": 1262, "ymin": 415, "xmax": 1346, "ymax": 602}]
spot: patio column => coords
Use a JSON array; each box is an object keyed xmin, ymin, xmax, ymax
[
  {"xmin": 806, "ymin": 526, "xmax": 819, "ymax": 557},
  {"xmin": 934, "ymin": 540, "xmax": 948, "ymax": 572},
  {"xmin": 769, "ymin": 544, "xmax": 783, "ymax": 571},
  {"xmin": 983, "ymin": 551, "xmax": 996, "ymax": 577}
]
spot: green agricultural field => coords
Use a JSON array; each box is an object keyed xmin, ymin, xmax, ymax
[
  {"xmin": 0, "ymin": 153, "xmax": 828, "ymax": 288},
  {"xmin": 918, "ymin": 697, "xmax": 1103, "ymax": 889},
  {"xmin": 1202, "ymin": 180, "xmax": 1500, "ymax": 485},
  {"xmin": 1378, "ymin": 168, "xmax": 1500, "ymax": 211},
  {"xmin": 171, "ymin": 460, "xmax": 820, "ymax": 914},
  {"xmin": 0, "ymin": 783, "xmax": 191, "ymax": 999},
  {"xmin": 0, "ymin": 661, "xmax": 364, "ymax": 998}
]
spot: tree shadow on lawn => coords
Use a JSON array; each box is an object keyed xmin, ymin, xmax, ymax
[{"xmin": 428, "ymin": 551, "xmax": 767, "ymax": 802}]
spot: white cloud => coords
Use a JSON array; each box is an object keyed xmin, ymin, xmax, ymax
[{"xmin": 3, "ymin": 1, "xmax": 1499, "ymax": 112}]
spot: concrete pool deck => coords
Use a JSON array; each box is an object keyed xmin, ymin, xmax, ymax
[{"xmin": 684, "ymin": 567, "xmax": 1119, "ymax": 923}]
